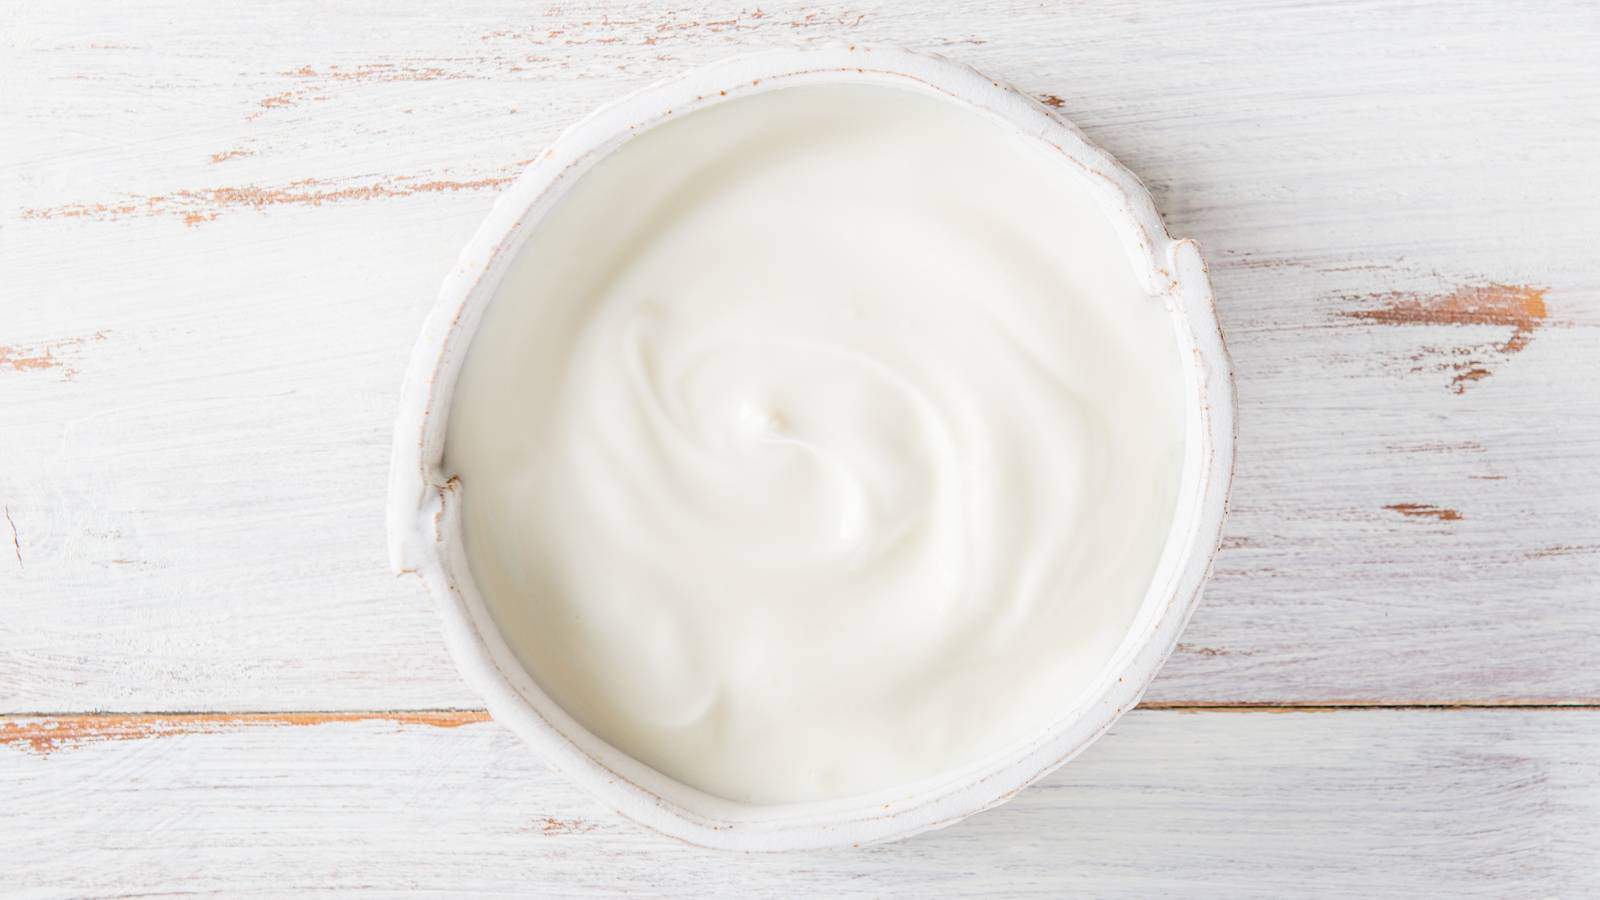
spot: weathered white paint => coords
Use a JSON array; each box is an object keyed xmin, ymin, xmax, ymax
[
  {"xmin": 3, "ymin": 1, "xmax": 1596, "ymax": 713},
  {"xmin": 3, "ymin": 709, "xmax": 1597, "ymax": 896}
]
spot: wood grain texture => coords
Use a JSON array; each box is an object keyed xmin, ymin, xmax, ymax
[
  {"xmin": 4, "ymin": 5, "xmax": 1599, "ymax": 887},
  {"xmin": 2, "ymin": 2, "xmax": 1598, "ymax": 713},
  {"xmin": 4, "ymin": 708, "xmax": 1597, "ymax": 897}
]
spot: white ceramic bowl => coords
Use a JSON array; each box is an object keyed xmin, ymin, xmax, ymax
[{"xmin": 389, "ymin": 45, "xmax": 1234, "ymax": 851}]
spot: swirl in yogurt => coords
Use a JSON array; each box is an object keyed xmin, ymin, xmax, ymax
[{"xmin": 446, "ymin": 83, "xmax": 1184, "ymax": 804}]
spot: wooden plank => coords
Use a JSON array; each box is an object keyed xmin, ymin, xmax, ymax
[
  {"xmin": 3, "ymin": 708, "xmax": 1596, "ymax": 896},
  {"xmin": 3, "ymin": 0, "xmax": 1599, "ymax": 711}
]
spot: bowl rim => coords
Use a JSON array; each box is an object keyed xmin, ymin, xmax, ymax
[{"xmin": 388, "ymin": 44, "xmax": 1236, "ymax": 851}]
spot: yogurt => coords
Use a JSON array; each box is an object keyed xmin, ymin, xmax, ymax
[{"xmin": 444, "ymin": 83, "xmax": 1184, "ymax": 805}]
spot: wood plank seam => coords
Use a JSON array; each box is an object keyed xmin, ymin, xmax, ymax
[{"xmin": 7, "ymin": 705, "xmax": 1595, "ymax": 758}]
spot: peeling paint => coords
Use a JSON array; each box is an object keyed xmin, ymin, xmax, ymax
[
  {"xmin": 1341, "ymin": 284, "xmax": 1548, "ymax": 393},
  {"xmin": 1175, "ymin": 643, "xmax": 1256, "ymax": 658},
  {"xmin": 251, "ymin": 63, "xmax": 480, "ymax": 114},
  {"xmin": 0, "ymin": 710, "xmax": 491, "ymax": 757},
  {"xmin": 482, "ymin": 6, "xmax": 862, "ymax": 46},
  {"xmin": 0, "ymin": 333, "xmax": 108, "ymax": 378},
  {"xmin": 285, "ymin": 62, "xmax": 475, "ymax": 83},
  {"xmin": 0, "ymin": 345, "xmax": 56, "ymax": 373},
  {"xmin": 1385, "ymin": 503, "xmax": 1463, "ymax": 522},
  {"xmin": 21, "ymin": 173, "xmax": 516, "ymax": 225},
  {"xmin": 532, "ymin": 816, "xmax": 600, "ymax": 835}
]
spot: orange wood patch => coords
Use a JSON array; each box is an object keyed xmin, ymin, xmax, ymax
[
  {"xmin": 0, "ymin": 332, "xmax": 108, "ymax": 378},
  {"xmin": 1384, "ymin": 503, "xmax": 1463, "ymax": 521},
  {"xmin": 1341, "ymin": 284, "xmax": 1548, "ymax": 393}
]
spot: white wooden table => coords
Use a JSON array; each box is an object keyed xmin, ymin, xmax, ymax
[{"xmin": 4, "ymin": 2, "xmax": 1598, "ymax": 895}]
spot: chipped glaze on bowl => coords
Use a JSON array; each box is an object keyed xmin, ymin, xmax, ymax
[{"xmin": 388, "ymin": 45, "xmax": 1235, "ymax": 851}]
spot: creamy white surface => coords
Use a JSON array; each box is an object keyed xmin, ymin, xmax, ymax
[{"xmin": 445, "ymin": 83, "xmax": 1184, "ymax": 805}]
